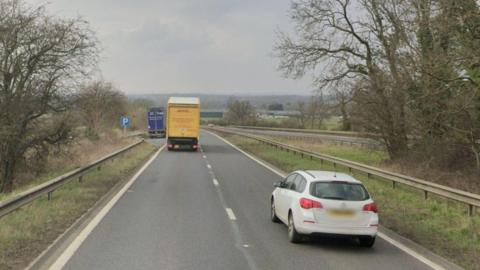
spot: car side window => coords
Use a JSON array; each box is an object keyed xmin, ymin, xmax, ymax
[
  {"xmin": 284, "ymin": 174, "xmax": 297, "ymax": 189},
  {"xmin": 296, "ymin": 177, "xmax": 306, "ymax": 193},
  {"xmin": 290, "ymin": 175, "xmax": 300, "ymax": 191},
  {"xmin": 292, "ymin": 175, "xmax": 307, "ymax": 192}
]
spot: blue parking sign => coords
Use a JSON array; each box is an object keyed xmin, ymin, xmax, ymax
[{"xmin": 120, "ymin": 116, "xmax": 131, "ymax": 127}]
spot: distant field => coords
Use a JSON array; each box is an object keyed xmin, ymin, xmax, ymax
[
  {"xmin": 200, "ymin": 114, "xmax": 344, "ymax": 132},
  {"xmin": 323, "ymin": 116, "xmax": 342, "ymax": 130},
  {"xmin": 256, "ymin": 116, "xmax": 342, "ymax": 130}
]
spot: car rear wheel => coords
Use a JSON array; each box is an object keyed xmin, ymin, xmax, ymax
[
  {"xmin": 271, "ymin": 199, "xmax": 280, "ymax": 223},
  {"xmin": 359, "ymin": 236, "xmax": 376, "ymax": 248},
  {"xmin": 288, "ymin": 213, "xmax": 302, "ymax": 243}
]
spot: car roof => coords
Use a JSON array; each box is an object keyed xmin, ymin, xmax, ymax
[{"xmin": 298, "ymin": 170, "xmax": 362, "ymax": 184}]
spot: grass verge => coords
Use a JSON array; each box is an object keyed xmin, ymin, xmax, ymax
[
  {"xmin": 0, "ymin": 142, "xmax": 157, "ymax": 270},
  {"xmin": 217, "ymin": 132, "xmax": 479, "ymax": 270},
  {"xmin": 270, "ymin": 135, "xmax": 388, "ymax": 165}
]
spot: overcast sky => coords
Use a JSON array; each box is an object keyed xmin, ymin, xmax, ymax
[{"xmin": 26, "ymin": 0, "xmax": 312, "ymax": 95}]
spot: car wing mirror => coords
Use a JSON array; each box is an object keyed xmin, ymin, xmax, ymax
[{"xmin": 274, "ymin": 181, "xmax": 286, "ymax": 188}]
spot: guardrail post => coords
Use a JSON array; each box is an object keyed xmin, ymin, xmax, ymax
[
  {"xmin": 367, "ymin": 173, "xmax": 371, "ymax": 179},
  {"xmin": 424, "ymin": 191, "xmax": 428, "ymax": 200},
  {"xmin": 468, "ymin": 205, "xmax": 474, "ymax": 216},
  {"xmin": 348, "ymin": 167, "xmax": 352, "ymax": 174},
  {"xmin": 392, "ymin": 181, "xmax": 396, "ymax": 189},
  {"xmin": 79, "ymin": 176, "xmax": 83, "ymax": 183},
  {"xmin": 333, "ymin": 162, "xmax": 337, "ymax": 172},
  {"xmin": 48, "ymin": 191, "xmax": 52, "ymax": 201},
  {"xmin": 301, "ymin": 153, "xmax": 304, "ymax": 158},
  {"xmin": 97, "ymin": 165, "xmax": 101, "ymax": 171}
]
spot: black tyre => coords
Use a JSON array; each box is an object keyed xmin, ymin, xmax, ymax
[
  {"xmin": 359, "ymin": 236, "xmax": 376, "ymax": 248},
  {"xmin": 271, "ymin": 198, "xmax": 280, "ymax": 223},
  {"xmin": 288, "ymin": 213, "xmax": 302, "ymax": 243}
]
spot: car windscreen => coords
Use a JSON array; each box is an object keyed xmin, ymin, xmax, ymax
[{"xmin": 310, "ymin": 181, "xmax": 370, "ymax": 201}]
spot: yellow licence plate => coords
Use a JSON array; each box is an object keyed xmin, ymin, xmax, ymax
[{"xmin": 328, "ymin": 210, "xmax": 355, "ymax": 217}]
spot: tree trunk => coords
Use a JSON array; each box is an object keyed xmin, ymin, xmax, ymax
[
  {"xmin": 0, "ymin": 160, "xmax": 15, "ymax": 193},
  {"xmin": 340, "ymin": 101, "xmax": 351, "ymax": 131},
  {"xmin": 472, "ymin": 143, "xmax": 480, "ymax": 170},
  {"xmin": 384, "ymin": 130, "xmax": 409, "ymax": 160}
]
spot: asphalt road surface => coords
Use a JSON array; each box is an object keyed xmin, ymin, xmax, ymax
[{"xmin": 62, "ymin": 131, "xmax": 433, "ymax": 270}]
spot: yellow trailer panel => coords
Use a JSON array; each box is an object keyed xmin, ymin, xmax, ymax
[
  {"xmin": 166, "ymin": 97, "xmax": 200, "ymax": 151},
  {"xmin": 167, "ymin": 105, "xmax": 200, "ymax": 138}
]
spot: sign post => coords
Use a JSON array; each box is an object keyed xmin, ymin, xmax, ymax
[{"xmin": 120, "ymin": 116, "xmax": 131, "ymax": 137}]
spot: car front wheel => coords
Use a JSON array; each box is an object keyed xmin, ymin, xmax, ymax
[{"xmin": 288, "ymin": 213, "xmax": 302, "ymax": 243}]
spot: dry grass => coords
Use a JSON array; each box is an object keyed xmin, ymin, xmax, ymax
[
  {"xmin": 1, "ymin": 131, "xmax": 137, "ymax": 202},
  {"xmin": 0, "ymin": 142, "xmax": 157, "ymax": 270}
]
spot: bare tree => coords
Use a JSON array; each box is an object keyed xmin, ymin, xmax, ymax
[
  {"xmin": 275, "ymin": 0, "xmax": 412, "ymax": 158},
  {"xmin": 127, "ymin": 98, "xmax": 154, "ymax": 130},
  {"xmin": 0, "ymin": 0, "xmax": 98, "ymax": 192},
  {"xmin": 330, "ymin": 80, "xmax": 354, "ymax": 130},
  {"xmin": 276, "ymin": 0, "xmax": 480, "ymax": 169},
  {"xmin": 75, "ymin": 80, "xmax": 127, "ymax": 135},
  {"xmin": 224, "ymin": 98, "xmax": 257, "ymax": 125},
  {"xmin": 295, "ymin": 101, "xmax": 309, "ymax": 128}
]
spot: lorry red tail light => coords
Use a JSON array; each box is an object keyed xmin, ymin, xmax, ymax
[
  {"xmin": 193, "ymin": 144, "xmax": 198, "ymax": 149},
  {"xmin": 363, "ymin": 203, "xmax": 378, "ymax": 213},
  {"xmin": 300, "ymin": 198, "xmax": 323, "ymax": 209},
  {"xmin": 167, "ymin": 144, "xmax": 173, "ymax": 148}
]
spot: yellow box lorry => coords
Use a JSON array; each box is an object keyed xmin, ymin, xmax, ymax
[{"xmin": 167, "ymin": 97, "xmax": 200, "ymax": 151}]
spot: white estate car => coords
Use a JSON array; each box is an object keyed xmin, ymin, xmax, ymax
[{"xmin": 271, "ymin": 170, "xmax": 378, "ymax": 247}]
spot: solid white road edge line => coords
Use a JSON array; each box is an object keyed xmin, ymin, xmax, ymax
[
  {"xmin": 225, "ymin": 208, "xmax": 237, "ymax": 220},
  {"xmin": 207, "ymin": 164, "xmax": 212, "ymax": 169},
  {"xmin": 377, "ymin": 232, "xmax": 444, "ymax": 270},
  {"xmin": 206, "ymin": 130, "xmax": 446, "ymax": 270},
  {"xmin": 206, "ymin": 131, "xmax": 286, "ymax": 177},
  {"xmin": 49, "ymin": 145, "xmax": 165, "ymax": 270},
  {"xmin": 213, "ymin": 179, "xmax": 219, "ymax": 186}
]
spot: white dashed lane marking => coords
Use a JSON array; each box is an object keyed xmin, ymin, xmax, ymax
[{"xmin": 225, "ymin": 208, "xmax": 237, "ymax": 220}]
